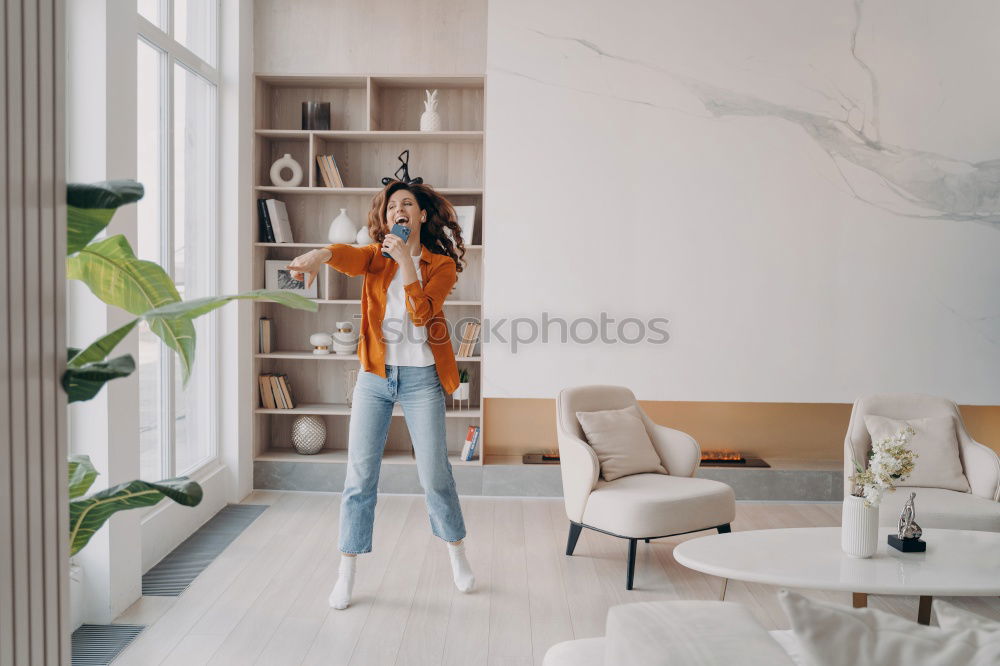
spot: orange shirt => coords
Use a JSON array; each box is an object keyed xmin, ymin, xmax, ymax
[{"xmin": 323, "ymin": 242, "xmax": 460, "ymax": 394}]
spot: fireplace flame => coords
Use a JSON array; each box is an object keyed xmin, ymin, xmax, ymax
[{"xmin": 701, "ymin": 449, "xmax": 745, "ymax": 462}]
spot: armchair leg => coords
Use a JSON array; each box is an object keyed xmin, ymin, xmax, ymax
[
  {"xmin": 626, "ymin": 538, "xmax": 637, "ymax": 590},
  {"xmin": 716, "ymin": 524, "xmax": 732, "ymax": 534},
  {"xmin": 566, "ymin": 522, "xmax": 583, "ymax": 556}
]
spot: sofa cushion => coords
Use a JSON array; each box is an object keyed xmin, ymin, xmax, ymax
[
  {"xmin": 576, "ymin": 405, "xmax": 668, "ymax": 481},
  {"xmin": 779, "ymin": 589, "xmax": 1000, "ymax": 665},
  {"xmin": 581, "ymin": 473, "xmax": 735, "ymax": 538},
  {"xmin": 605, "ymin": 601, "xmax": 796, "ymax": 665},
  {"xmin": 876, "ymin": 487, "xmax": 1000, "ymax": 532},
  {"xmin": 864, "ymin": 414, "xmax": 970, "ymax": 492},
  {"xmin": 541, "ymin": 637, "xmax": 604, "ymax": 666}
]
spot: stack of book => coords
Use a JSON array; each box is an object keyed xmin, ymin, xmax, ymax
[
  {"xmin": 316, "ymin": 154, "xmax": 345, "ymax": 188},
  {"xmin": 258, "ymin": 373, "xmax": 295, "ymax": 409},
  {"xmin": 456, "ymin": 321, "xmax": 481, "ymax": 357},
  {"xmin": 257, "ymin": 198, "xmax": 294, "ymax": 243},
  {"xmin": 460, "ymin": 425, "xmax": 481, "ymax": 461},
  {"xmin": 258, "ymin": 317, "xmax": 273, "ymax": 353}
]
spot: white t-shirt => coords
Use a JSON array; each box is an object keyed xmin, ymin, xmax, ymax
[{"xmin": 382, "ymin": 253, "xmax": 435, "ymax": 367}]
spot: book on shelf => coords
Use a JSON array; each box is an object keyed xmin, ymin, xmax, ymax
[
  {"xmin": 258, "ymin": 374, "xmax": 276, "ymax": 409},
  {"xmin": 326, "ymin": 154, "xmax": 345, "ymax": 188},
  {"xmin": 460, "ymin": 425, "xmax": 481, "ymax": 461},
  {"xmin": 258, "ymin": 316, "xmax": 272, "ymax": 354},
  {"xmin": 277, "ymin": 374, "xmax": 295, "ymax": 409},
  {"xmin": 316, "ymin": 155, "xmax": 344, "ymax": 188},
  {"xmin": 257, "ymin": 198, "xmax": 276, "ymax": 243},
  {"xmin": 264, "ymin": 199, "xmax": 294, "ymax": 243},
  {"xmin": 258, "ymin": 372, "xmax": 296, "ymax": 409},
  {"xmin": 316, "ymin": 155, "xmax": 334, "ymax": 188},
  {"xmin": 456, "ymin": 321, "xmax": 481, "ymax": 357}
]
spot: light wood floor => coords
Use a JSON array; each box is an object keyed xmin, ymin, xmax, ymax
[{"xmin": 113, "ymin": 492, "xmax": 1000, "ymax": 666}]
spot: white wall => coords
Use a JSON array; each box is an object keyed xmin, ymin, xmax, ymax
[{"xmin": 484, "ymin": 0, "xmax": 1000, "ymax": 404}]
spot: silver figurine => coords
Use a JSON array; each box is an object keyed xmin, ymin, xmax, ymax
[{"xmin": 897, "ymin": 491, "xmax": 923, "ymax": 540}]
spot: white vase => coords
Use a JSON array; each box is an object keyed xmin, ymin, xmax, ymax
[
  {"xmin": 420, "ymin": 89, "xmax": 442, "ymax": 132},
  {"xmin": 841, "ymin": 495, "xmax": 879, "ymax": 558},
  {"xmin": 269, "ymin": 153, "xmax": 303, "ymax": 187},
  {"xmin": 356, "ymin": 224, "xmax": 373, "ymax": 245},
  {"xmin": 69, "ymin": 560, "xmax": 85, "ymax": 631},
  {"xmin": 453, "ymin": 382, "xmax": 470, "ymax": 400},
  {"xmin": 328, "ymin": 208, "xmax": 357, "ymax": 244},
  {"xmin": 332, "ymin": 321, "xmax": 358, "ymax": 354}
]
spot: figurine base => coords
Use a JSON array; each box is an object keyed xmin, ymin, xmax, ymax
[{"xmin": 888, "ymin": 534, "xmax": 926, "ymax": 552}]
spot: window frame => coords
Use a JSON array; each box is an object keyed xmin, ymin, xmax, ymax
[{"xmin": 137, "ymin": 2, "xmax": 222, "ymax": 478}]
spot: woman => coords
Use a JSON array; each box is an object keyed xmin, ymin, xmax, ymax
[{"xmin": 287, "ymin": 180, "xmax": 474, "ymax": 610}]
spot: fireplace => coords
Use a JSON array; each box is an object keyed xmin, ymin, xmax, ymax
[{"xmin": 700, "ymin": 450, "xmax": 770, "ymax": 468}]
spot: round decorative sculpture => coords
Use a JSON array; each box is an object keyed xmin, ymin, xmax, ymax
[
  {"xmin": 291, "ymin": 415, "xmax": 326, "ymax": 455},
  {"xmin": 328, "ymin": 208, "xmax": 357, "ymax": 244},
  {"xmin": 420, "ymin": 89, "xmax": 442, "ymax": 132},
  {"xmin": 269, "ymin": 153, "xmax": 303, "ymax": 187},
  {"xmin": 310, "ymin": 332, "xmax": 333, "ymax": 354}
]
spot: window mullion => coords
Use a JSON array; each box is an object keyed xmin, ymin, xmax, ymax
[{"xmin": 162, "ymin": 50, "xmax": 177, "ymax": 478}]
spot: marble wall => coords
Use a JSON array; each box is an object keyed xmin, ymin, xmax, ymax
[{"xmin": 483, "ymin": 0, "xmax": 1000, "ymax": 403}]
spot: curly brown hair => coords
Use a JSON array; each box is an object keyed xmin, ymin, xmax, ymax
[{"xmin": 366, "ymin": 180, "xmax": 467, "ymax": 272}]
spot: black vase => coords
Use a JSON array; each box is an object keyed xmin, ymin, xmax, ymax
[{"xmin": 302, "ymin": 102, "xmax": 331, "ymax": 130}]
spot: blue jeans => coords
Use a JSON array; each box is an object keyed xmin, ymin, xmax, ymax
[{"xmin": 338, "ymin": 364, "xmax": 467, "ymax": 554}]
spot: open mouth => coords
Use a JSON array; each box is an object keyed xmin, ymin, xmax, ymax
[{"xmin": 394, "ymin": 216, "xmax": 409, "ymax": 225}]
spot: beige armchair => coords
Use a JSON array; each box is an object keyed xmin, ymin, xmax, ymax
[
  {"xmin": 844, "ymin": 393, "xmax": 1000, "ymax": 531},
  {"xmin": 556, "ymin": 385, "xmax": 736, "ymax": 589}
]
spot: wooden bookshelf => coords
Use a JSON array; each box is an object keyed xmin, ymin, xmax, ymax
[{"xmin": 252, "ymin": 73, "xmax": 486, "ymax": 467}]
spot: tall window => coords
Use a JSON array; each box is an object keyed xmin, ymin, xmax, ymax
[{"xmin": 137, "ymin": 1, "xmax": 220, "ymax": 480}]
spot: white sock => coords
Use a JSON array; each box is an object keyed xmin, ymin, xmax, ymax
[
  {"xmin": 447, "ymin": 541, "xmax": 475, "ymax": 593},
  {"xmin": 329, "ymin": 555, "xmax": 357, "ymax": 609}
]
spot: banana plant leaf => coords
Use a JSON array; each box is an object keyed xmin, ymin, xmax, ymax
[
  {"xmin": 67, "ymin": 180, "xmax": 144, "ymax": 254},
  {"xmin": 69, "ymin": 476, "xmax": 203, "ymax": 556},
  {"xmin": 67, "ymin": 320, "xmax": 139, "ymax": 368},
  {"xmin": 62, "ymin": 349, "xmax": 136, "ymax": 403},
  {"xmin": 66, "ymin": 234, "xmax": 196, "ymax": 381},
  {"xmin": 142, "ymin": 289, "xmax": 319, "ymax": 320},
  {"xmin": 68, "ymin": 454, "xmax": 99, "ymax": 500}
]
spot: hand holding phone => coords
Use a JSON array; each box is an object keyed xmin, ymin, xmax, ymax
[{"xmin": 382, "ymin": 223, "xmax": 412, "ymax": 259}]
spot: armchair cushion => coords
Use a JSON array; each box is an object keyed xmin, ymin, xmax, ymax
[
  {"xmin": 877, "ymin": 487, "xmax": 1000, "ymax": 532},
  {"xmin": 576, "ymin": 405, "xmax": 668, "ymax": 481},
  {"xmin": 582, "ymin": 473, "xmax": 735, "ymax": 538},
  {"xmin": 865, "ymin": 414, "xmax": 970, "ymax": 492}
]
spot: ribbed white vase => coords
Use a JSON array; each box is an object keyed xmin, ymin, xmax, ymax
[{"xmin": 841, "ymin": 495, "xmax": 879, "ymax": 558}]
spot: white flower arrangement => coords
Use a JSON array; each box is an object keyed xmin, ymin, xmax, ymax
[{"xmin": 849, "ymin": 425, "xmax": 918, "ymax": 507}]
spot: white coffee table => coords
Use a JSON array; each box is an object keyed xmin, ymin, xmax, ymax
[{"xmin": 673, "ymin": 527, "xmax": 1000, "ymax": 624}]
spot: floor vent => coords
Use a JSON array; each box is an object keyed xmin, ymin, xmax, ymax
[
  {"xmin": 71, "ymin": 623, "xmax": 144, "ymax": 665},
  {"xmin": 141, "ymin": 503, "xmax": 268, "ymax": 596}
]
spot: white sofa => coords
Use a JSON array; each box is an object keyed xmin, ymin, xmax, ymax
[
  {"xmin": 543, "ymin": 600, "xmax": 797, "ymax": 666},
  {"xmin": 843, "ymin": 393, "xmax": 1000, "ymax": 531},
  {"xmin": 556, "ymin": 385, "xmax": 736, "ymax": 589}
]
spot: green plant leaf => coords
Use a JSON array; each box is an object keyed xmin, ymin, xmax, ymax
[
  {"xmin": 68, "ymin": 454, "xmax": 99, "ymax": 500},
  {"xmin": 68, "ymin": 319, "xmax": 140, "ymax": 368},
  {"xmin": 62, "ymin": 354, "xmax": 136, "ymax": 403},
  {"xmin": 67, "ymin": 180, "xmax": 144, "ymax": 254},
  {"xmin": 69, "ymin": 476, "xmax": 202, "ymax": 556},
  {"xmin": 66, "ymin": 234, "xmax": 195, "ymax": 380},
  {"xmin": 142, "ymin": 289, "xmax": 319, "ymax": 320}
]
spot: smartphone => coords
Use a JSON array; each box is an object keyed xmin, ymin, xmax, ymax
[{"xmin": 382, "ymin": 223, "xmax": 412, "ymax": 259}]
